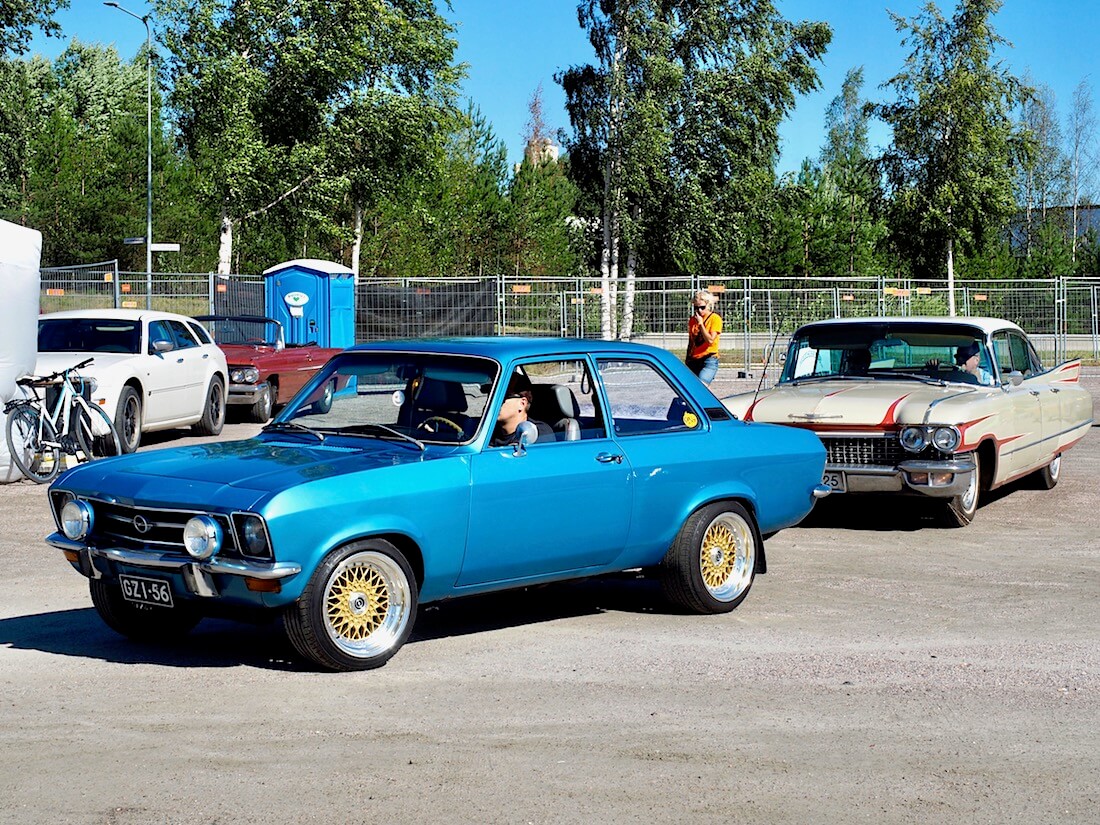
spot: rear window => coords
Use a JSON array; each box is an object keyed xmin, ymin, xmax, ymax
[{"xmin": 38, "ymin": 319, "xmax": 140, "ymax": 354}]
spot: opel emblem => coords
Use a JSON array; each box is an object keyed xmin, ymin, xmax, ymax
[{"xmin": 132, "ymin": 514, "xmax": 151, "ymax": 534}]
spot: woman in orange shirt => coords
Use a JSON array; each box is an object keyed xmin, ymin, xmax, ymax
[{"xmin": 685, "ymin": 289, "xmax": 722, "ymax": 385}]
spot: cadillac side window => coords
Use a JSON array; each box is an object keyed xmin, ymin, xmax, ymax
[
  {"xmin": 993, "ymin": 332, "xmax": 1035, "ymax": 378},
  {"xmin": 520, "ymin": 359, "xmax": 606, "ymax": 442},
  {"xmin": 596, "ymin": 359, "xmax": 701, "ymax": 436}
]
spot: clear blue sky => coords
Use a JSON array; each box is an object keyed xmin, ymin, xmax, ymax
[{"xmin": 30, "ymin": 0, "xmax": 1100, "ymax": 176}]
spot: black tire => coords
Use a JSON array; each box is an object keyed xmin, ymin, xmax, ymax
[
  {"xmin": 1032, "ymin": 453, "xmax": 1061, "ymax": 490},
  {"xmin": 284, "ymin": 539, "xmax": 418, "ymax": 671},
  {"xmin": 114, "ymin": 386, "xmax": 142, "ymax": 453},
  {"xmin": 660, "ymin": 501, "xmax": 760, "ymax": 614},
  {"xmin": 942, "ymin": 451, "xmax": 980, "ymax": 527},
  {"xmin": 74, "ymin": 403, "xmax": 122, "ymax": 460},
  {"xmin": 312, "ymin": 380, "xmax": 334, "ymax": 414},
  {"xmin": 249, "ymin": 383, "xmax": 274, "ymax": 423},
  {"xmin": 5, "ymin": 405, "xmax": 61, "ymax": 483},
  {"xmin": 89, "ymin": 578, "xmax": 200, "ymax": 641},
  {"xmin": 193, "ymin": 376, "xmax": 226, "ymax": 436}
]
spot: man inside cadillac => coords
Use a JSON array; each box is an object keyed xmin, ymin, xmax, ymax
[{"xmin": 954, "ymin": 341, "xmax": 995, "ymax": 386}]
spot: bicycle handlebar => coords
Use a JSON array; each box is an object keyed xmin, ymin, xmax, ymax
[{"xmin": 16, "ymin": 357, "xmax": 96, "ymax": 387}]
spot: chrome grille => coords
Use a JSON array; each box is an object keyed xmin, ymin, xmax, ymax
[
  {"xmin": 90, "ymin": 500, "xmax": 236, "ymax": 554},
  {"xmin": 822, "ymin": 436, "xmax": 905, "ymax": 467}
]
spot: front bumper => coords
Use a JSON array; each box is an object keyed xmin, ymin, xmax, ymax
[
  {"xmin": 827, "ymin": 454, "xmax": 976, "ymax": 498},
  {"xmin": 48, "ymin": 532, "xmax": 300, "ymax": 598},
  {"xmin": 227, "ymin": 381, "xmax": 269, "ymax": 405}
]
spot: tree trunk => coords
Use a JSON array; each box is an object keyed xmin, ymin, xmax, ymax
[
  {"xmin": 946, "ymin": 235, "xmax": 956, "ymax": 317},
  {"xmin": 217, "ymin": 210, "xmax": 233, "ymax": 275},
  {"xmin": 351, "ymin": 201, "xmax": 363, "ymax": 277},
  {"xmin": 619, "ymin": 205, "xmax": 640, "ymax": 340}
]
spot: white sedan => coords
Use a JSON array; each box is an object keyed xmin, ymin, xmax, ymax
[{"xmin": 36, "ymin": 309, "xmax": 229, "ymax": 452}]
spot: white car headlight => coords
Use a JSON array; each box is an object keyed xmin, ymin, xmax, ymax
[
  {"xmin": 932, "ymin": 426, "xmax": 961, "ymax": 453},
  {"xmin": 61, "ymin": 499, "xmax": 94, "ymax": 540},
  {"xmin": 183, "ymin": 515, "xmax": 222, "ymax": 560},
  {"xmin": 899, "ymin": 426, "xmax": 927, "ymax": 452}
]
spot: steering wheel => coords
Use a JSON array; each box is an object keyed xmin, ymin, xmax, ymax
[{"xmin": 417, "ymin": 416, "xmax": 464, "ymax": 435}]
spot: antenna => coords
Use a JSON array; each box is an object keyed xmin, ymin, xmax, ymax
[{"xmin": 748, "ymin": 317, "xmax": 786, "ymax": 420}]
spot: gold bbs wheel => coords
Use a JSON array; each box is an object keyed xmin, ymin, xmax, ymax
[
  {"xmin": 323, "ymin": 550, "xmax": 413, "ymax": 658},
  {"xmin": 699, "ymin": 512, "xmax": 754, "ymax": 600},
  {"xmin": 285, "ymin": 540, "xmax": 418, "ymax": 671},
  {"xmin": 661, "ymin": 501, "xmax": 760, "ymax": 614}
]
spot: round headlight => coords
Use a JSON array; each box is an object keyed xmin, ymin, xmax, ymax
[
  {"xmin": 240, "ymin": 515, "xmax": 269, "ymax": 557},
  {"xmin": 932, "ymin": 426, "xmax": 961, "ymax": 453},
  {"xmin": 183, "ymin": 515, "xmax": 222, "ymax": 560},
  {"xmin": 899, "ymin": 426, "xmax": 927, "ymax": 452},
  {"xmin": 61, "ymin": 499, "xmax": 93, "ymax": 540},
  {"xmin": 230, "ymin": 368, "xmax": 260, "ymax": 384}
]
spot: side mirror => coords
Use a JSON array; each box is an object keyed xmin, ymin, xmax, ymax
[
  {"xmin": 512, "ymin": 420, "xmax": 539, "ymax": 456},
  {"xmin": 1003, "ymin": 370, "xmax": 1024, "ymax": 387},
  {"xmin": 152, "ymin": 338, "xmax": 174, "ymax": 354}
]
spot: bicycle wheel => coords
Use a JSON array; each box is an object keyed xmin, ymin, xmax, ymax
[
  {"xmin": 73, "ymin": 402, "xmax": 122, "ymax": 461},
  {"xmin": 5, "ymin": 404, "xmax": 61, "ymax": 483}
]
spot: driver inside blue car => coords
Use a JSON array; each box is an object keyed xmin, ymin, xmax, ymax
[{"xmin": 490, "ymin": 372, "xmax": 554, "ymax": 447}]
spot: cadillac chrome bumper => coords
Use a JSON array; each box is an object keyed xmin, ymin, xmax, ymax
[{"xmin": 827, "ymin": 455, "xmax": 976, "ymax": 498}]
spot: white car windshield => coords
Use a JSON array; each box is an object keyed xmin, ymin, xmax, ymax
[
  {"xmin": 38, "ymin": 318, "xmax": 141, "ymax": 354},
  {"xmin": 781, "ymin": 323, "xmax": 997, "ymax": 386}
]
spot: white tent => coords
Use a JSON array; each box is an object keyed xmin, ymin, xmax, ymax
[{"xmin": 0, "ymin": 220, "xmax": 43, "ymax": 482}]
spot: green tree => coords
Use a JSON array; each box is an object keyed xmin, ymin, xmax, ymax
[
  {"xmin": 559, "ymin": 0, "xmax": 830, "ymax": 337},
  {"xmin": 872, "ymin": 0, "xmax": 1025, "ymax": 305},
  {"xmin": 156, "ymin": 0, "xmax": 462, "ymax": 275},
  {"xmin": 1, "ymin": 0, "xmax": 67, "ymax": 57}
]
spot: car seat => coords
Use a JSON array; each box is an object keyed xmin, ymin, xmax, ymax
[{"xmin": 531, "ymin": 383, "xmax": 581, "ymax": 441}]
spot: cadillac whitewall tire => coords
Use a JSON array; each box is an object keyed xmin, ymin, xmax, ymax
[{"xmin": 942, "ymin": 452, "xmax": 980, "ymax": 528}]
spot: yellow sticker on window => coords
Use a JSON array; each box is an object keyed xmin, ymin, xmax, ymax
[{"xmin": 683, "ymin": 412, "xmax": 698, "ymax": 428}]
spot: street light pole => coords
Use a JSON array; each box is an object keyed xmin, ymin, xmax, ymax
[{"xmin": 104, "ymin": 1, "xmax": 153, "ymax": 309}]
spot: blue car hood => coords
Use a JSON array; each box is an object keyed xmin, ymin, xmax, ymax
[{"xmin": 57, "ymin": 437, "xmax": 433, "ymax": 509}]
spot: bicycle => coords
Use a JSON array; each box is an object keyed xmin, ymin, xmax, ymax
[{"xmin": 4, "ymin": 357, "xmax": 122, "ymax": 483}]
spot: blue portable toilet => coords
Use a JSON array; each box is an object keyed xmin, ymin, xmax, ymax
[{"xmin": 262, "ymin": 259, "xmax": 356, "ymax": 348}]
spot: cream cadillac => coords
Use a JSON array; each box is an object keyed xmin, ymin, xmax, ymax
[{"xmin": 723, "ymin": 317, "xmax": 1093, "ymax": 526}]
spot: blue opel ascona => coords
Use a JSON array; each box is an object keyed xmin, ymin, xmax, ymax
[{"xmin": 47, "ymin": 338, "xmax": 827, "ymax": 670}]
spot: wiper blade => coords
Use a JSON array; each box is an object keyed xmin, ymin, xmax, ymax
[
  {"xmin": 262, "ymin": 420, "xmax": 326, "ymax": 442},
  {"xmin": 875, "ymin": 370, "xmax": 946, "ymax": 386},
  {"xmin": 339, "ymin": 423, "xmax": 426, "ymax": 452}
]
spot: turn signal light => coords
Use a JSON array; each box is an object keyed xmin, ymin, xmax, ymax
[{"xmin": 244, "ymin": 577, "xmax": 281, "ymax": 593}]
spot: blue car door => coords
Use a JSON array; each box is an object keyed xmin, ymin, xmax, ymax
[{"xmin": 460, "ymin": 357, "xmax": 633, "ymax": 587}]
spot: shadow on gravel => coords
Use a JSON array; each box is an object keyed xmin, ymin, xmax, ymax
[
  {"xmin": 798, "ymin": 478, "xmax": 1029, "ymax": 531},
  {"xmin": 0, "ymin": 575, "xmax": 670, "ymax": 670}
]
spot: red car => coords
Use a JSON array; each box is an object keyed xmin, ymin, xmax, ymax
[{"xmin": 196, "ymin": 315, "xmax": 343, "ymax": 422}]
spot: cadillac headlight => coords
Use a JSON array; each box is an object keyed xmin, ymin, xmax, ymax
[
  {"xmin": 183, "ymin": 515, "xmax": 222, "ymax": 560},
  {"xmin": 61, "ymin": 499, "xmax": 94, "ymax": 540},
  {"xmin": 932, "ymin": 426, "xmax": 961, "ymax": 453},
  {"xmin": 230, "ymin": 367, "xmax": 260, "ymax": 384},
  {"xmin": 899, "ymin": 426, "xmax": 927, "ymax": 452}
]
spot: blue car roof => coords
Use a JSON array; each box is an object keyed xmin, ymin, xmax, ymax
[{"xmin": 346, "ymin": 337, "xmax": 674, "ymax": 362}]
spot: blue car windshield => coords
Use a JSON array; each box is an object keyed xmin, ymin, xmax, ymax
[{"xmin": 274, "ymin": 352, "xmax": 500, "ymax": 445}]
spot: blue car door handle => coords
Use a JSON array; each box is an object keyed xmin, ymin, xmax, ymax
[{"xmin": 595, "ymin": 452, "xmax": 623, "ymax": 464}]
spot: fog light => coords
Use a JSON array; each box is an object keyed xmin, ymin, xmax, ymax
[
  {"xmin": 909, "ymin": 471, "xmax": 929, "ymax": 485},
  {"xmin": 183, "ymin": 515, "xmax": 222, "ymax": 560},
  {"xmin": 61, "ymin": 499, "xmax": 93, "ymax": 540},
  {"xmin": 930, "ymin": 472, "xmax": 954, "ymax": 487}
]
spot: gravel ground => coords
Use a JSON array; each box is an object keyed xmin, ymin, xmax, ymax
[{"xmin": 0, "ymin": 400, "xmax": 1097, "ymax": 824}]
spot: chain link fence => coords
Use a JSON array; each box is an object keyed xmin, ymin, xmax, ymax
[{"xmin": 38, "ymin": 266, "xmax": 1100, "ymax": 373}]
